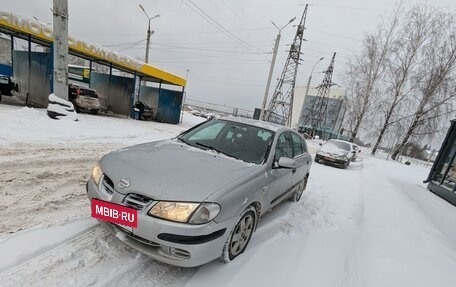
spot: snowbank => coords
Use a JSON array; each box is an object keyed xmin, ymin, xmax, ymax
[
  {"xmin": 47, "ymin": 93, "xmax": 78, "ymax": 121},
  {"xmin": 0, "ymin": 104, "xmax": 204, "ymax": 146}
]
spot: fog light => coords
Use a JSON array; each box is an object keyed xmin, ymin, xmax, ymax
[{"xmin": 169, "ymin": 247, "xmax": 191, "ymax": 259}]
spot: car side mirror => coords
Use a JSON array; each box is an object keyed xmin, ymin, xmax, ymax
[
  {"xmin": 277, "ymin": 157, "xmax": 297, "ymax": 169},
  {"xmin": 319, "ymin": 143, "xmax": 322, "ymax": 146}
]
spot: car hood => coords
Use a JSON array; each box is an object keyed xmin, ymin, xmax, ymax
[
  {"xmin": 99, "ymin": 139, "xmax": 258, "ymax": 201},
  {"xmin": 318, "ymin": 145, "xmax": 349, "ymax": 157}
]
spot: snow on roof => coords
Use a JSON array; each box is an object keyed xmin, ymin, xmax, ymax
[{"xmin": 219, "ymin": 116, "xmax": 286, "ymax": 132}]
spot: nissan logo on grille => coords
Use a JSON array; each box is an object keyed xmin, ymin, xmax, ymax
[{"xmin": 118, "ymin": 178, "xmax": 130, "ymax": 189}]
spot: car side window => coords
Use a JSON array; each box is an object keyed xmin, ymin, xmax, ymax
[
  {"xmin": 290, "ymin": 132, "xmax": 303, "ymax": 157},
  {"xmin": 275, "ymin": 132, "xmax": 293, "ymax": 162},
  {"xmin": 300, "ymin": 137, "xmax": 308, "ymax": 153}
]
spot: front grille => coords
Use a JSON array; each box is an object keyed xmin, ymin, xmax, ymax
[
  {"xmin": 123, "ymin": 193, "xmax": 153, "ymax": 210},
  {"xmin": 101, "ymin": 175, "xmax": 115, "ymax": 195}
]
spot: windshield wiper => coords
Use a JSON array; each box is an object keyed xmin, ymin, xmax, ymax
[
  {"xmin": 195, "ymin": 142, "xmax": 241, "ymax": 160},
  {"xmin": 176, "ymin": 137, "xmax": 190, "ymax": 145}
]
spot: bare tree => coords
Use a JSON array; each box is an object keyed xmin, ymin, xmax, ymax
[
  {"xmin": 371, "ymin": 5, "xmax": 439, "ymax": 155},
  {"xmin": 344, "ymin": 5, "xmax": 402, "ymax": 142},
  {"xmin": 391, "ymin": 11, "xmax": 456, "ymax": 160}
]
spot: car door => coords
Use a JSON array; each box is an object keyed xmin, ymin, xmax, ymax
[
  {"xmin": 266, "ymin": 131, "xmax": 295, "ymax": 207},
  {"xmin": 290, "ymin": 132, "xmax": 312, "ymax": 182}
]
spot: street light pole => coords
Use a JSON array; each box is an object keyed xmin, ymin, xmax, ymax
[
  {"xmin": 139, "ymin": 4, "xmax": 159, "ymax": 64},
  {"xmin": 298, "ymin": 57, "xmax": 324, "ymax": 128},
  {"xmin": 259, "ymin": 17, "xmax": 296, "ymax": 121}
]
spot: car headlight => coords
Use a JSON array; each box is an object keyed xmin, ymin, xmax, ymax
[
  {"xmin": 148, "ymin": 202, "xmax": 220, "ymax": 224},
  {"xmin": 188, "ymin": 203, "xmax": 221, "ymax": 224},
  {"xmin": 92, "ymin": 164, "xmax": 103, "ymax": 185}
]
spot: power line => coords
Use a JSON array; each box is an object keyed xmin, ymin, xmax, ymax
[
  {"xmin": 180, "ymin": 0, "xmax": 268, "ymax": 56},
  {"xmin": 125, "ymin": 45, "xmax": 269, "ymax": 59},
  {"xmin": 77, "ymin": 26, "xmax": 276, "ymax": 37},
  {"xmin": 307, "ymin": 28, "xmax": 362, "ymax": 42},
  {"xmin": 102, "ymin": 39, "xmax": 146, "ymax": 47},
  {"xmin": 151, "ymin": 43, "xmax": 269, "ymax": 55},
  {"xmin": 307, "ymin": 40, "xmax": 359, "ymax": 52},
  {"xmin": 307, "ymin": 3, "xmax": 385, "ymax": 12},
  {"xmin": 229, "ymin": 0, "xmax": 272, "ymax": 41},
  {"xmin": 207, "ymin": 0, "xmax": 271, "ymax": 44}
]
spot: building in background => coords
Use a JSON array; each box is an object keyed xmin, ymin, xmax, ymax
[
  {"xmin": 0, "ymin": 33, "xmax": 12, "ymax": 76},
  {"xmin": 291, "ymin": 85, "xmax": 346, "ymax": 139},
  {"xmin": 425, "ymin": 119, "xmax": 456, "ymax": 206}
]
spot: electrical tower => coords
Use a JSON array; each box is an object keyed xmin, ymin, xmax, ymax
[
  {"xmin": 302, "ymin": 52, "xmax": 337, "ymax": 135},
  {"xmin": 264, "ymin": 4, "xmax": 308, "ymax": 127}
]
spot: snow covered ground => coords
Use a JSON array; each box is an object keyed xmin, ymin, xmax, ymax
[{"xmin": 1, "ymin": 104, "xmax": 456, "ymax": 286}]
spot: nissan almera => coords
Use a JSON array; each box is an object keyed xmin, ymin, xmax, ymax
[{"xmin": 86, "ymin": 117, "xmax": 312, "ymax": 267}]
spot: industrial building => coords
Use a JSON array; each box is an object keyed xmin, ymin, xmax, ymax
[{"xmin": 291, "ymin": 85, "xmax": 346, "ymax": 138}]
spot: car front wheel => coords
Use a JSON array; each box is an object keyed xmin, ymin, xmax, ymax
[{"xmin": 222, "ymin": 206, "xmax": 256, "ymax": 263}]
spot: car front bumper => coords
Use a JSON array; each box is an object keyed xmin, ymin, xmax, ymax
[
  {"xmin": 315, "ymin": 154, "xmax": 348, "ymax": 166},
  {"xmin": 86, "ymin": 178, "xmax": 235, "ymax": 267}
]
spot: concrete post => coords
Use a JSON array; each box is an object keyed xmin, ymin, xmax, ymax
[
  {"xmin": 260, "ymin": 33, "xmax": 280, "ymax": 121},
  {"xmin": 52, "ymin": 0, "xmax": 69, "ymax": 101}
]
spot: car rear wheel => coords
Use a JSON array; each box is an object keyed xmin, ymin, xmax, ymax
[
  {"xmin": 290, "ymin": 175, "xmax": 308, "ymax": 202},
  {"xmin": 222, "ymin": 206, "xmax": 256, "ymax": 263}
]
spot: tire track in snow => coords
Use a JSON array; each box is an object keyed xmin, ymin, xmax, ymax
[
  {"xmin": 0, "ymin": 144, "xmax": 123, "ymax": 234},
  {"xmin": 0, "ymin": 224, "xmax": 192, "ymax": 287}
]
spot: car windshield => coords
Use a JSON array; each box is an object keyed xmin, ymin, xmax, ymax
[
  {"xmin": 325, "ymin": 140, "xmax": 351, "ymax": 151},
  {"xmin": 178, "ymin": 119, "xmax": 274, "ymax": 164}
]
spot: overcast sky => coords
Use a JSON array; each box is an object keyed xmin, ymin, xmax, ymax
[{"xmin": 1, "ymin": 0, "xmax": 455, "ymax": 111}]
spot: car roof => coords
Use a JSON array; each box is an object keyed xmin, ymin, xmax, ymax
[{"xmin": 218, "ymin": 117, "xmax": 289, "ymax": 133}]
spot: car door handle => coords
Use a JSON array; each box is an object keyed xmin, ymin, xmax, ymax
[{"xmin": 292, "ymin": 168, "xmax": 296, "ymax": 174}]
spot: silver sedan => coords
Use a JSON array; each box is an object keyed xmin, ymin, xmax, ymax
[{"xmin": 86, "ymin": 117, "xmax": 312, "ymax": 267}]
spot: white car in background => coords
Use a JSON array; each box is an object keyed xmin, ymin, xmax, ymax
[{"xmin": 314, "ymin": 139, "xmax": 358, "ymax": 168}]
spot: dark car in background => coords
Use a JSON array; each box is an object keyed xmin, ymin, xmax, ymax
[
  {"xmin": 68, "ymin": 83, "xmax": 101, "ymax": 114},
  {"xmin": 0, "ymin": 75, "xmax": 19, "ymax": 102}
]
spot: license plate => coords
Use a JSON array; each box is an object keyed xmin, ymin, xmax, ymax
[
  {"xmin": 325, "ymin": 157, "xmax": 336, "ymax": 162},
  {"xmin": 91, "ymin": 198, "xmax": 138, "ymax": 228}
]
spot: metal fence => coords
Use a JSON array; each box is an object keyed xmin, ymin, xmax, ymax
[{"xmin": 184, "ymin": 98, "xmax": 253, "ymax": 118}]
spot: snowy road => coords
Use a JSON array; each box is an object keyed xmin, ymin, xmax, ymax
[{"xmin": 2, "ymin": 106, "xmax": 456, "ymax": 286}]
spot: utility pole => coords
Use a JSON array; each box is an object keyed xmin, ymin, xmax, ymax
[
  {"xmin": 259, "ymin": 17, "xmax": 296, "ymax": 121},
  {"xmin": 52, "ymin": 0, "xmax": 68, "ymax": 101},
  {"xmin": 139, "ymin": 4, "xmax": 159, "ymax": 64},
  {"xmin": 264, "ymin": 5, "xmax": 309, "ymax": 127}
]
